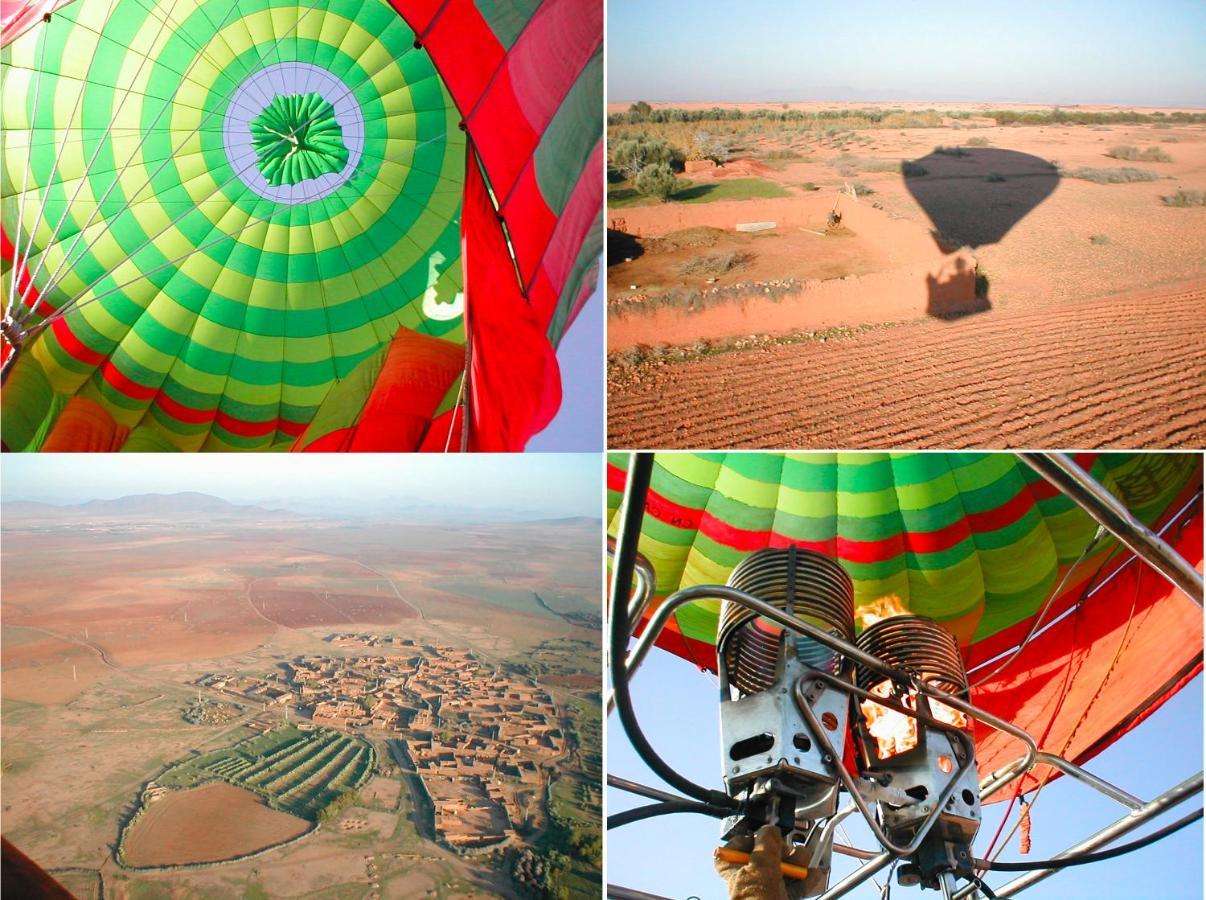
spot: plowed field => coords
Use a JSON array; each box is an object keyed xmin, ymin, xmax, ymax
[
  {"xmin": 121, "ymin": 782, "xmax": 310, "ymax": 867},
  {"xmin": 608, "ymin": 281, "xmax": 1206, "ymax": 449}
]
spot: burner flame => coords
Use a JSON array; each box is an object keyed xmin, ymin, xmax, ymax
[
  {"xmin": 861, "ymin": 682, "xmax": 970, "ymax": 759},
  {"xmin": 856, "ymin": 593, "xmax": 910, "ymax": 630},
  {"xmin": 856, "ymin": 596, "xmax": 969, "ymax": 759}
]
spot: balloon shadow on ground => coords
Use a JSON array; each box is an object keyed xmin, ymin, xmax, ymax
[
  {"xmin": 926, "ymin": 254, "xmax": 992, "ymax": 319},
  {"xmin": 905, "ymin": 147, "xmax": 1059, "ymax": 319}
]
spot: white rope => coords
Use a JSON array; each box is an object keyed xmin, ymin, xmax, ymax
[
  {"xmin": 968, "ymin": 524, "xmax": 1107, "ymax": 690},
  {"xmin": 6, "ymin": 0, "xmax": 125, "ymax": 317},
  {"xmin": 11, "ymin": 0, "xmax": 211, "ymax": 317},
  {"xmin": 442, "ymin": 370, "xmax": 467, "ymax": 453},
  {"xmin": 4, "ymin": 21, "xmax": 50, "ymax": 321},
  {"xmin": 12, "ymin": 0, "xmax": 311, "ymax": 318}
]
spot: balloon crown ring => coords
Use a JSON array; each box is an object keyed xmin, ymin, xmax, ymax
[{"xmin": 250, "ymin": 92, "xmax": 349, "ymax": 187}]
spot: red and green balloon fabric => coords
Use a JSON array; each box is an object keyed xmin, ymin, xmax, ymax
[
  {"xmin": 607, "ymin": 452, "xmax": 1203, "ymax": 788},
  {"xmin": 0, "ymin": 0, "xmax": 601, "ymax": 451}
]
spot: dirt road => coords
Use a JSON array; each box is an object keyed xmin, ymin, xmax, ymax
[{"xmin": 608, "ymin": 280, "xmax": 1206, "ymax": 449}]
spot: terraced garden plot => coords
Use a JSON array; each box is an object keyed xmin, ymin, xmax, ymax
[{"xmin": 152, "ymin": 725, "xmax": 374, "ymax": 821}]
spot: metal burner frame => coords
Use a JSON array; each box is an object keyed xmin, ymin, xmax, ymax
[{"xmin": 607, "ymin": 452, "xmax": 1204, "ymax": 900}]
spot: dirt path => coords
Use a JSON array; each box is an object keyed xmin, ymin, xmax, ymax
[
  {"xmin": 240, "ymin": 576, "xmax": 284, "ymax": 628},
  {"xmin": 349, "ymin": 559, "xmax": 425, "ymax": 621},
  {"xmin": 608, "ymin": 280, "xmax": 1206, "ymax": 449},
  {"xmin": 20, "ymin": 625, "xmax": 120, "ymax": 669}
]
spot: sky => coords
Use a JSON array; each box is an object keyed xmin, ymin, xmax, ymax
[
  {"xmin": 608, "ymin": 0, "xmax": 1206, "ymax": 108},
  {"xmin": 0, "ymin": 452, "xmax": 603, "ymax": 520},
  {"xmin": 530, "ymin": 260, "xmax": 603, "ymax": 451},
  {"xmin": 607, "ymin": 654, "xmax": 1204, "ymax": 899}
]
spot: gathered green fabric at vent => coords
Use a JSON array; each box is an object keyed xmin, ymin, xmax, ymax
[{"xmin": 250, "ymin": 92, "xmax": 349, "ymax": 186}]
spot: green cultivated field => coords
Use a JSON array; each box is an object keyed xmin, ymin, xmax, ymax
[
  {"xmin": 155, "ymin": 725, "xmax": 374, "ymax": 821},
  {"xmin": 609, "ymin": 176, "xmax": 791, "ymax": 208}
]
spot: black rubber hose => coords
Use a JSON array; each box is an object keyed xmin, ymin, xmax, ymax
[
  {"xmin": 609, "ymin": 453, "xmax": 736, "ymax": 810},
  {"xmin": 968, "ymin": 875, "xmax": 998, "ymax": 899},
  {"xmin": 608, "ymin": 799, "xmax": 734, "ymax": 830},
  {"xmin": 975, "ymin": 807, "xmax": 1202, "ymax": 872}
]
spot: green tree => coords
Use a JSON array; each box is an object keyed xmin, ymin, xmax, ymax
[
  {"xmin": 609, "ymin": 135, "xmax": 680, "ymax": 182},
  {"xmin": 317, "ymin": 787, "xmax": 359, "ymax": 824},
  {"xmin": 634, "ymin": 163, "xmax": 677, "ymax": 202}
]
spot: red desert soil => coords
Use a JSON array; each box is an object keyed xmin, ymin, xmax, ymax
[
  {"xmin": 608, "ymin": 280, "xmax": 1206, "ymax": 449},
  {"xmin": 249, "ymin": 587, "xmax": 417, "ymax": 627},
  {"xmin": 121, "ymin": 782, "xmax": 310, "ymax": 867}
]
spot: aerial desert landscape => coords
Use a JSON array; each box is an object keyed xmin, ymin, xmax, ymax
[
  {"xmin": 606, "ymin": 101, "xmax": 1206, "ymax": 448},
  {"xmin": 1, "ymin": 493, "xmax": 601, "ymax": 899}
]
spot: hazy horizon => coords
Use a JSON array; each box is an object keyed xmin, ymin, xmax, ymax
[
  {"xmin": 608, "ymin": 0, "xmax": 1206, "ymax": 108},
  {"xmin": 0, "ymin": 454, "xmax": 602, "ymax": 520}
]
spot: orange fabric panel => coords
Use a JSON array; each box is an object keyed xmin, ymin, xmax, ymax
[
  {"xmin": 40, "ymin": 395, "xmax": 128, "ymax": 452},
  {"xmin": 972, "ymin": 508, "xmax": 1203, "ymax": 795},
  {"xmin": 346, "ymin": 328, "xmax": 464, "ymax": 452}
]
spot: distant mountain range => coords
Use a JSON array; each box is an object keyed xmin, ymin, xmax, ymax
[
  {"xmin": 1, "ymin": 493, "xmax": 602, "ymax": 525},
  {"xmin": 1, "ymin": 492, "xmax": 277, "ymax": 519}
]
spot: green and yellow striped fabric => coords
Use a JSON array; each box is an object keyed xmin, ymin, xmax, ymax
[
  {"xmin": 1, "ymin": 0, "xmax": 465, "ymax": 450},
  {"xmin": 606, "ymin": 452, "xmax": 1198, "ymax": 666}
]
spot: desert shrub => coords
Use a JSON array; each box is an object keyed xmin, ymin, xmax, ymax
[
  {"xmin": 1063, "ymin": 166, "xmax": 1159, "ymax": 184},
  {"xmin": 690, "ymin": 130, "xmax": 731, "ymax": 164},
  {"xmin": 986, "ymin": 172, "xmax": 1006, "ymax": 183},
  {"xmin": 609, "ymin": 105, "xmax": 1206, "ymax": 131},
  {"xmin": 828, "ymin": 153, "xmax": 899, "ymax": 175},
  {"xmin": 760, "ymin": 148, "xmax": 804, "ymax": 160},
  {"xmin": 1106, "ymin": 145, "xmax": 1172, "ymax": 162},
  {"xmin": 934, "ymin": 145, "xmax": 970, "ymax": 157},
  {"xmin": 965, "ymin": 136, "xmax": 992, "ymax": 147},
  {"xmin": 901, "ymin": 161, "xmax": 928, "ymax": 177},
  {"xmin": 611, "ymin": 346, "xmax": 645, "ymax": 369},
  {"xmin": 800, "ymin": 182, "xmax": 820, "ymax": 191},
  {"xmin": 633, "ymin": 163, "xmax": 678, "ymax": 201},
  {"xmin": 1160, "ymin": 136, "xmax": 1180, "ymax": 143},
  {"xmin": 850, "ymin": 181, "xmax": 875, "ymax": 196},
  {"xmin": 609, "ymin": 135, "xmax": 682, "ymax": 181},
  {"xmin": 986, "ymin": 108, "xmax": 1206, "ymax": 127},
  {"xmin": 675, "ymin": 251, "xmax": 753, "ymax": 278},
  {"xmin": 1161, "ymin": 188, "xmax": 1206, "ymax": 207},
  {"xmin": 1089, "ymin": 234, "xmax": 1111, "ymax": 245}
]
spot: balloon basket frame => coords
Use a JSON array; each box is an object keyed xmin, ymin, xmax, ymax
[{"xmin": 606, "ymin": 452, "xmax": 1204, "ymax": 900}]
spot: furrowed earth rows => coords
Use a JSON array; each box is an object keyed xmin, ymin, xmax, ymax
[
  {"xmin": 613, "ymin": 292, "xmax": 1196, "ymax": 406},
  {"xmin": 836, "ymin": 358, "xmax": 1204, "ymax": 448},
  {"xmin": 256, "ymin": 735, "xmax": 307, "ymax": 765},
  {"xmin": 614, "ymin": 333, "xmax": 1196, "ymax": 448},
  {"xmin": 829, "ymin": 343, "xmax": 1204, "ymax": 447},
  {"xmin": 320, "ymin": 745, "xmax": 370, "ymax": 796},
  {"xmin": 608, "ymin": 282, "xmax": 1206, "ymax": 448},
  {"xmin": 263, "ymin": 736, "xmax": 352, "ymax": 795},
  {"xmin": 696, "ymin": 350, "xmax": 1201, "ymax": 449},
  {"xmin": 242, "ymin": 733, "xmax": 337, "ymax": 785},
  {"xmin": 612, "ymin": 290, "xmax": 1196, "ymax": 400},
  {"xmin": 282, "ymin": 743, "xmax": 367, "ymax": 816},
  {"xmin": 275, "ymin": 746, "xmax": 356, "ymax": 810},
  {"xmin": 614, "ymin": 311, "xmax": 1189, "ymax": 423},
  {"xmin": 320, "ymin": 746, "xmax": 372, "ymax": 807}
]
